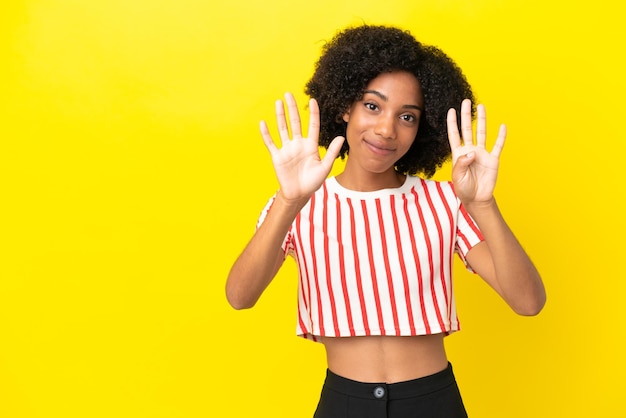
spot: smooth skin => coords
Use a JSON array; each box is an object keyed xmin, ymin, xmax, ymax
[{"xmin": 226, "ymin": 71, "xmax": 546, "ymax": 383}]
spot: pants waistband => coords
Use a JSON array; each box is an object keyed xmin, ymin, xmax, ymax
[{"xmin": 323, "ymin": 362, "xmax": 457, "ymax": 400}]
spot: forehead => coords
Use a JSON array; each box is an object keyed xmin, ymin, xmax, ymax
[{"xmin": 364, "ymin": 71, "xmax": 423, "ymax": 104}]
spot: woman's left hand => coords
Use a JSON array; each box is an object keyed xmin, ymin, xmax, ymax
[{"xmin": 447, "ymin": 99, "xmax": 506, "ymax": 206}]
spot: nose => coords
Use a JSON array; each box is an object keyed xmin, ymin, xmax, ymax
[{"xmin": 374, "ymin": 114, "xmax": 396, "ymax": 139}]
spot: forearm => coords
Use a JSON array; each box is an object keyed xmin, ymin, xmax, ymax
[
  {"xmin": 225, "ymin": 192, "xmax": 308, "ymax": 310},
  {"xmin": 466, "ymin": 199, "xmax": 546, "ymax": 315}
]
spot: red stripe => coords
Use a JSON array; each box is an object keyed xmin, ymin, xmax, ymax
[
  {"xmin": 450, "ymin": 181, "xmax": 483, "ymax": 246},
  {"xmin": 431, "ymin": 183, "xmax": 453, "ymax": 320},
  {"xmin": 335, "ymin": 194, "xmax": 355, "ymax": 336},
  {"xmin": 294, "ymin": 212, "xmax": 313, "ymax": 335},
  {"xmin": 347, "ymin": 198, "xmax": 370, "ymax": 335},
  {"xmin": 405, "ymin": 190, "xmax": 430, "ymax": 334},
  {"xmin": 390, "ymin": 195, "xmax": 416, "ymax": 334},
  {"xmin": 456, "ymin": 205, "xmax": 479, "ymax": 251},
  {"xmin": 322, "ymin": 184, "xmax": 340, "ymax": 336},
  {"xmin": 361, "ymin": 200, "xmax": 386, "ymax": 335},
  {"xmin": 425, "ymin": 184, "xmax": 449, "ymax": 305},
  {"xmin": 460, "ymin": 203, "xmax": 483, "ymax": 239},
  {"xmin": 436, "ymin": 183, "xmax": 456, "ymax": 261},
  {"xmin": 376, "ymin": 199, "xmax": 401, "ymax": 334},
  {"xmin": 417, "ymin": 180, "xmax": 446, "ymax": 331},
  {"xmin": 307, "ymin": 192, "xmax": 325, "ymax": 335}
]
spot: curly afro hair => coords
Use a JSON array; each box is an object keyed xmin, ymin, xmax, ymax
[{"xmin": 305, "ymin": 25, "xmax": 475, "ymax": 178}]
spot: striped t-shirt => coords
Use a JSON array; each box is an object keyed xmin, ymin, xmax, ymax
[{"xmin": 257, "ymin": 175, "xmax": 483, "ymax": 341}]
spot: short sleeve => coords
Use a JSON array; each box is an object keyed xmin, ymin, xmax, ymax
[
  {"xmin": 256, "ymin": 194, "xmax": 293, "ymax": 257},
  {"xmin": 455, "ymin": 203, "xmax": 484, "ymax": 273}
]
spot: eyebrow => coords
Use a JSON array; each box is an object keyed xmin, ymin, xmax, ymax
[{"xmin": 363, "ymin": 90, "xmax": 423, "ymax": 111}]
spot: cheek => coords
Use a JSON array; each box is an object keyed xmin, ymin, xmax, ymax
[
  {"xmin": 344, "ymin": 120, "xmax": 362, "ymax": 140},
  {"xmin": 402, "ymin": 128, "xmax": 418, "ymax": 144},
  {"xmin": 399, "ymin": 133, "xmax": 418, "ymax": 154}
]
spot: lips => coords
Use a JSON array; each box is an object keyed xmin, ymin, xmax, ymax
[{"xmin": 363, "ymin": 138, "xmax": 395, "ymax": 155}]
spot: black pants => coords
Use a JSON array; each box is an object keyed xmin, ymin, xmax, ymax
[{"xmin": 313, "ymin": 363, "xmax": 468, "ymax": 418}]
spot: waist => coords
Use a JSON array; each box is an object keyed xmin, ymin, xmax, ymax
[
  {"xmin": 320, "ymin": 334, "xmax": 448, "ymax": 383},
  {"xmin": 322, "ymin": 362, "xmax": 457, "ymax": 400}
]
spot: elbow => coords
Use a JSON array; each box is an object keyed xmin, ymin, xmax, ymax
[
  {"xmin": 515, "ymin": 304, "xmax": 544, "ymax": 317},
  {"xmin": 227, "ymin": 297, "xmax": 256, "ymax": 311},
  {"xmin": 225, "ymin": 284, "xmax": 257, "ymax": 311},
  {"xmin": 513, "ymin": 293, "xmax": 547, "ymax": 317}
]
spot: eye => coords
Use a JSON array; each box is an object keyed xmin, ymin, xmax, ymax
[
  {"xmin": 400, "ymin": 114, "xmax": 417, "ymax": 123},
  {"xmin": 364, "ymin": 102, "xmax": 379, "ymax": 111}
]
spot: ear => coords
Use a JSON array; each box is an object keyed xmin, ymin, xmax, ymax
[{"xmin": 342, "ymin": 111, "xmax": 350, "ymax": 123}]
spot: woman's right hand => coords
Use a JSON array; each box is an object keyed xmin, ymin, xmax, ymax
[
  {"xmin": 261, "ymin": 93, "xmax": 345, "ymax": 203},
  {"xmin": 226, "ymin": 94, "xmax": 344, "ymax": 310}
]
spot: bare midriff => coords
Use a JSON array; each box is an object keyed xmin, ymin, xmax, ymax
[{"xmin": 319, "ymin": 333, "xmax": 448, "ymax": 383}]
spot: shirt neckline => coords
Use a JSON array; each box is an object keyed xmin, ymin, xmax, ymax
[{"xmin": 326, "ymin": 175, "xmax": 420, "ymax": 199}]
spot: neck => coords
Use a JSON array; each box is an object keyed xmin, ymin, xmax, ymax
[{"xmin": 336, "ymin": 166, "xmax": 405, "ymax": 192}]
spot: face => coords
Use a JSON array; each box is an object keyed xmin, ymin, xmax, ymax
[{"xmin": 342, "ymin": 71, "xmax": 423, "ymax": 176}]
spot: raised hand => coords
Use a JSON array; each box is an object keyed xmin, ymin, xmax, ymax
[
  {"xmin": 446, "ymin": 99, "xmax": 506, "ymax": 206},
  {"xmin": 261, "ymin": 92, "xmax": 345, "ymax": 202}
]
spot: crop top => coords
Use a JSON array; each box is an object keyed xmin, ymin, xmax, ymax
[{"xmin": 257, "ymin": 175, "xmax": 484, "ymax": 342}]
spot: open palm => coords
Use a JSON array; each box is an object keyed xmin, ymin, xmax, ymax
[
  {"xmin": 447, "ymin": 99, "xmax": 506, "ymax": 205},
  {"xmin": 260, "ymin": 93, "xmax": 345, "ymax": 202}
]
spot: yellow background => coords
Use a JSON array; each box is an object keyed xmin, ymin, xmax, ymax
[{"xmin": 1, "ymin": 0, "xmax": 624, "ymax": 417}]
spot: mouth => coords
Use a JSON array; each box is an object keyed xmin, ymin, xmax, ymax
[{"xmin": 363, "ymin": 139, "xmax": 395, "ymax": 155}]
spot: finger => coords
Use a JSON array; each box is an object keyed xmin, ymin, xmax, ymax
[
  {"xmin": 308, "ymin": 98, "xmax": 320, "ymax": 142},
  {"xmin": 284, "ymin": 92, "xmax": 303, "ymax": 139},
  {"xmin": 275, "ymin": 99, "xmax": 290, "ymax": 146},
  {"xmin": 260, "ymin": 120, "xmax": 278, "ymax": 154},
  {"xmin": 451, "ymin": 151, "xmax": 475, "ymax": 183},
  {"xmin": 321, "ymin": 135, "xmax": 345, "ymax": 171},
  {"xmin": 490, "ymin": 124, "xmax": 507, "ymax": 159},
  {"xmin": 460, "ymin": 99, "xmax": 473, "ymax": 145},
  {"xmin": 476, "ymin": 104, "xmax": 486, "ymax": 148},
  {"xmin": 446, "ymin": 107, "xmax": 462, "ymax": 151}
]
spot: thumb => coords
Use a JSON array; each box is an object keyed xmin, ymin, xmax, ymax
[
  {"xmin": 321, "ymin": 136, "xmax": 345, "ymax": 169},
  {"xmin": 452, "ymin": 151, "xmax": 475, "ymax": 177}
]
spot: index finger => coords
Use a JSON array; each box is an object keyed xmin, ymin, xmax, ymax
[
  {"xmin": 446, "ymin": 107, "xmax": 462, "ymax": 150},
  {"xmin": 460, "ymin": 99, "xmax": 473, "ymax": 145}
]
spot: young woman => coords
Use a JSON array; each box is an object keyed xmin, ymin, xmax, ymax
[{"xmin": 226, "ymin": 25, "xmax": 546, "ymax": 418}]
